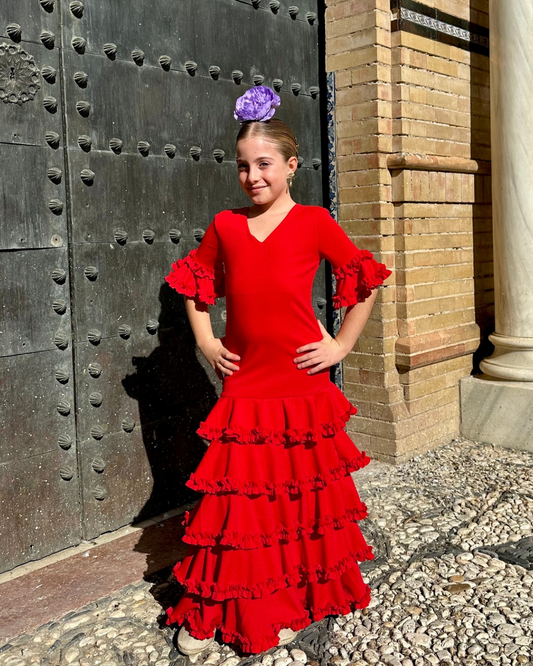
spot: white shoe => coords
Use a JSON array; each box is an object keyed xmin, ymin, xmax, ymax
[
  {"xmin": 277, "ymin": 627, "xmax": 299, "ymax": 646},
  {"xmin": 178, "ymin": 624, "xmax": 215, "ymax": 656}
]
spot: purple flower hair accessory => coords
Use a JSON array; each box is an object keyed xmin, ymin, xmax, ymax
[{"xmin": 234, "ymin": 85, "xmax": 281, "ymax": 123}]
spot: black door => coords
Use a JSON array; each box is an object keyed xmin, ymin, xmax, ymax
[{"xmin": 0, "ymin": 0, "xmax": 328, "ymax": 572}]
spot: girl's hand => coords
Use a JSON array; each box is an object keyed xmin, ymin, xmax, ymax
[
  {"xmin": 293, "ymin": 320, "xmax": 348, "ymax": 375},
  {"xmin": 198, "ymin": 337, "xmax": 241, "ymax": 381}
]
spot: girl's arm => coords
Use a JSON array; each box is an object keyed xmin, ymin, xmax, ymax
[
  {"xmin": 184, "ymin": 296, "xmax": 240, "ymax": 379},
  {"xmin": 294, "ymin": 289, "xmax": 377, "ymax": 375},
  {"xmin": 333, "ymin": 289, "xmax": 377, "ymax": 356}
]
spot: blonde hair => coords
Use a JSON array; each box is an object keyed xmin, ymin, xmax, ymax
[{"xmin": 236, "ymin": 119, "xmax": 299, "ymax": 186}]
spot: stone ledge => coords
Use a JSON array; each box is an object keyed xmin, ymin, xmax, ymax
[
  {"xmin": 0, "ymin": 506, "xmax": 192, "ymax": 643},
  {"xmin": 396, "ymin": 324, "xmax": 480, "ymax": 370},
  {"xmin": 388, "ymin": 152, "xmax": 491, "ymax": 174}
]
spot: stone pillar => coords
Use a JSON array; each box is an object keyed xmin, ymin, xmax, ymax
[
  {"xmin": 461, "ymin": 0, "xmax": 533, "ymax": 453},
  {"xmin": 479, "ymin": 0, "xmax": 533, "ymax": 380}
]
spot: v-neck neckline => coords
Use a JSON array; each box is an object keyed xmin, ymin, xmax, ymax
[{"xmin": 244, "ymin": 203, "xmax": 300, "ymax": 244}]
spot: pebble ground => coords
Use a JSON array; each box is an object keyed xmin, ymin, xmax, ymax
[{"xmin": 1, "ymin": 438, "xmax": 532, "ymax": 666}]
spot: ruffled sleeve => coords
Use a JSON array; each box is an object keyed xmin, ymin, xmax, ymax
[
  {"xmin": 165, "ymin": 218, "xmax": 225, "ymax": 305},
  {"xmin": 331, "ymin": 250, "xmax": 392, "ymax": 308},
  {"xmin": 317, "ymin": 208, "xmax": 391, "ymax": 309}
]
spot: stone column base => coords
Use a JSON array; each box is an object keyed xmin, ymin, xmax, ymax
[
  {"xmin": 460, "ymin": 376, "xmax": 533, "ymax": 452},
  {"xmin": 479, "ymin": 333, "xmax": 533, "ymax": 381}
]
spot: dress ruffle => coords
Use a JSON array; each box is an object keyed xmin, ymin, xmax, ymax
[
  {"xmin": 165, "ymin": 247, "xmax": 225, "ymax": 305},
  {"xmin": 332, "ymin": 249, "xmax": 392, "ymax": 308},
  {"xmin": 196, "ymin": 386, "xmax": 357, "ymax": 446},
  {"xmin": 167, "ymin": 569, "xmax": 371, "ymax": 653},
  {"xmin": 166, "ymin": 384, "xmax": 373, "ymax": 652},
  {"xmin": 182, "ymin": 474, "xmax": 368, "ymax": 549},
  {"xmin": 173, "ymin": 521, "xmax": 374, "ymax": 601},
  {"xmin": 186, "ymin": 431, "xmax": 370, "ymax": 496}
]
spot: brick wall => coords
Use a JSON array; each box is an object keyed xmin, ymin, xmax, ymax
[{"xmin": 325, "ymin": 0, "xmax": 493, "ymax": 463}]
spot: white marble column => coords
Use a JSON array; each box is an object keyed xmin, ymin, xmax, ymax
[{"xmin": 480, "ymin": 0, "xmax": 533, "ymax": 381}]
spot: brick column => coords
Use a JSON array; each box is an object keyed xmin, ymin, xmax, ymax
[
  {"xmin": 325, "ymin": 0, "xmax": 399, "ymax": 462},
  {"xmin": 325, "ymin": 0, "xmax": 493, "ymax": 463}
]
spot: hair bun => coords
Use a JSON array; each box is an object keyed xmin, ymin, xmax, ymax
[{"xmin": 234, "ymin": 85, "xmax": 281, "ymax": 123}]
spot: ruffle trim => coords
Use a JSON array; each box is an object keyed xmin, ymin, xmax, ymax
[
  {"xmin": 196, "ymin": 387, "xmax": 358, "ymax": 447},
  {"xmin": 182, "ymin": 504, "xmax": 369, "ymax": 549},
  {"xmin": 332, "ymin": 250, "xmax": 392, "ymax": 308},
  {"xmin": 165, "ymin": 248, "xmax": 225, "ymax": 305},
  {"xmin": 167, "ymin": 609, "xmax": 312, "ymax": 653},
  {"xmin": 197, "ymin": 405, "xmax": 357, "ymax": 446},
  {"xmin": 186, "ymin": 451, "xmax": 371, "ymax": 496},
  {"xmin": 220, "ymin": 615, "xmax": 311, "ymax": 654},
  {"xmin": 174, "ymin": 546, "xmax": 375, "ymax": 601},
  {"xmin": 166, "ymin": 585, "xmax": 371, "ymax": 653},
  {"xmin": 312, "ymin": 583, "xmax": 371, "ymax": 622}
]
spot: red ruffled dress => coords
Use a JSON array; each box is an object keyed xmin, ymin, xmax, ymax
[{"xmin": 164, "ymin": 204, "xmax": 391, "ymax": 653}]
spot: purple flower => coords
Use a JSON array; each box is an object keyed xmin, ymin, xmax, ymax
[{"xmin": 234, "ymin": 85, "xmax": 281, "ymax": 123}]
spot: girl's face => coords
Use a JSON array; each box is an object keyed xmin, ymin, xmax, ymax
[{"xmin": 236, "ymin": 137, "xmax": 297, "ymax": 205}]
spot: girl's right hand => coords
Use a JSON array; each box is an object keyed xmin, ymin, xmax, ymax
[{"xmin": 199, "ymin": 337, "xmax": 241, "ymax": 380}]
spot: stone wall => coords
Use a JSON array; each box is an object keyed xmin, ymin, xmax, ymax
[{"xmin": 324, "ymin": 0, "xmax": 493, "ymax": 463}]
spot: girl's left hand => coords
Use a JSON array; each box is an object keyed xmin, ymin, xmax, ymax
[{"xmin": 293, "ymin": 320, "xmax": 347, "ymax": 375}]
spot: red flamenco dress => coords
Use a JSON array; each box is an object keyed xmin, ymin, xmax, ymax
[{"xmin": 164, "ymin": 204, "xmax": 392, "ymax": 654}]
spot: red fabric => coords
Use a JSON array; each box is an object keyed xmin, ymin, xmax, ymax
[
  {"xmin": 332, "ymin": 251, "xmax": 393, "ymax": 308},
  {"xmin": 181, "ymin": 474, "xmax": 369, "ymax": 549},
  {"xmin": 196, "ymin": 387, "xmax": 358, "ymax": 445},
  {"xmin": 165, "ymin": 245, "xmax": 225, "ymax": 305},
  {"xmin": 164, "ymin": 204, "xmax": 391, "ymax": 653}
]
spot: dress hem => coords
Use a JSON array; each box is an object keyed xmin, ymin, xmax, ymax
[{"xmin": 165, "ymin": 583, "xmax": 372, "ymax": 654}]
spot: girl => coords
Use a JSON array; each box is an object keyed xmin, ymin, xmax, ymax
[{"xmin": 164, "ymin": 86, "xmax": 391, "ymax": 656}]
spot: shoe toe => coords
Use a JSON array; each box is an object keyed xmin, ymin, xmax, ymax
[
  {"xmin": 277, "ymin": 627, "xmax": 298, "ymax": 646},
  {"xmin": 178, "ymin": 625, "xmax": 215, "ymax": 655}
]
